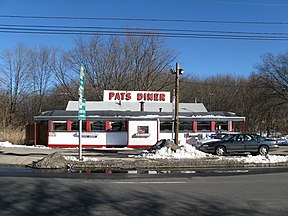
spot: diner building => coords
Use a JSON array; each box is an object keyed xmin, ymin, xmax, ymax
[{"xmin": 29, "ymin": 90, "xmax": 246, "ymax": 148}]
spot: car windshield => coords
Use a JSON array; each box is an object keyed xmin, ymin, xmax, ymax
[{"xmin": 221, "ymin": 134, "xmax": 235, "ymax": 141}]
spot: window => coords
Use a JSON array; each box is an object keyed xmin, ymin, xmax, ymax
[
  {"xmin": 216, "ymin": 121, "xmax": 228, "ymax": 131},
  {"xmin": 137, "ymin": 126, "xmax": 149, "ymax": 134},
  {"xmin": 160, "ymin": 121, "xmax": 172, "ymax": 132},
  {"xmin": 71, "ymin": 121, "xmax": 86, "ymax": 131},
  {"xmin": 90, "ymin": 121, "xmax": 105, "ymax": 131},
  {"xmin": 110, "ymin": 121, "xmax": 126, "ymax": 131},
  {"xmin": 53, "ymin": 121, "xmax": 67, "ymax": 131},
  {"xmin": 197, "ymin": 121, "xmax": 211, "ymax": 131},
  {"xmin": 179, "ymin": 122, "xmax": 192, "ymax": 132}
]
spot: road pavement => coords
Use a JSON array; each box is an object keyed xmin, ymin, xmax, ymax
[{"xmin": 0, "ymin": 171, "xmax": 288, "ymax": 216}]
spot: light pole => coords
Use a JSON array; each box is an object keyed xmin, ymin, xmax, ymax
[{"xmin": 171, "ymin": 62, "xmax": 184, "ymax": 145}]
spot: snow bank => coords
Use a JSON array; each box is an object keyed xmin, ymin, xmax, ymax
[
  {"xmin": 0, "ymin": 141, "xmax": 50, "ymax": 149},
  {"xmin": 139, "ymin": 144, "xmax": 210, "ymax": 159},
  {"xmin": 226, "ymin": 154, "xmax": 288, "ymax": 164},
  {"xmin": 139, "ymin": 143, "xmax": 288, "ymax": 164}
]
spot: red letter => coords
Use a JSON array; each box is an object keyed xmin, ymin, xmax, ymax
[
  {"xmin": 160, "ymin": 94, "xmax": 165, "ymax": 101},
  {"xmin": 137, "ymin": 93, "xmax": 143, "ymax": 101},
  {"xmin": 109, "ymin": 92, "xmax": 115, "ymax": 100},
  {"xmin": 120, "ymin": 92, "xmax": 125, "ymax": 100},
  {"xmin": 154, "ymin": 93, "xmax": 159, "ymax": 101},
  {"xmin": 126, "ymin": 93, "xmax": 131, "ymax": 100},
  {"xmin": 115, "ymin": 92, "xmax": 120, "ymax": 100},
  {"xmin": 147, "ymin": 93, "xmax": 153, "ymax": 101}
]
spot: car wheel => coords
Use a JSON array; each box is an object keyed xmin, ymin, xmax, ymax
[
  {"xmin": 258, "ymin": 145, "xmax": 269, "ymax": 156},
  {"xmin": 215, "ymin": 146, "xmax": 226, "ymax": 156}
]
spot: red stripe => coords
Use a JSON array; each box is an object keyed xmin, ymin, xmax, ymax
[{"xmin": 47, "ymin": 144, "xmax": 152, "ymax": 149}]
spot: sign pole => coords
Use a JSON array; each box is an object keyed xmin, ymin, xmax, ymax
[
  {"xmin": 79, "ymin": 119, "xmax": 83, "ymax": 160},
  {"xmin": 78, "ymin": 65, "xmax": 86, "ymax": 161}
]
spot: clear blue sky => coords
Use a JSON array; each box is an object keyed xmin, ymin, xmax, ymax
[{"xmin": 0, "ymin": 0, "xmax": 287, "ymax": 78}]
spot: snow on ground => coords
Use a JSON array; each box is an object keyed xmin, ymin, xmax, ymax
[
  {"xmin": 223, "ymin": 154, "xmax": 288, "ymax": 164},
  {"xmin": 139, "ymin": 143, "xmax": 288, "ymax": 163},
  {"xmin": 139, "ymin": 144, "xmax": 211, "ymax": 159},
  {"xmin": 1, "ymin": 141, "xmax": 288, "ymax": 164},
  {"xmin": 0, "ymin": 141, "xmax": 50, "ymax": 149}
]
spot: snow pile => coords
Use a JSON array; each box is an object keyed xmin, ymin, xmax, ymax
[
  {"xmin": 224, "ymin": 154, "xmax": 288, "ymax": 164},
  {"xmin": 242, "ymin": 155, "xmax": 288, "ymax": 163},
  {"xmin": 0, "ymin": 141, "xmax": 14, "ymax": 147},
  {"xmin": 139, "ymin": 144, "xmax": 210, "ymax": 159}
]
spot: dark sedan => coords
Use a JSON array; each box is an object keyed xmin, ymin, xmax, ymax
[{"xmin": 197, "ymin": 133, "xmax": 279, "ymax": 156}]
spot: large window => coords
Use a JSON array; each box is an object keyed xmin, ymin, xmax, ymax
[
  {"xmin": 160, "ymin": 121, "xmax": 172, "ymax": 132},
  {"xmin": 53, "ymin": 121, "xmax": 67, "ymax": 131},
  {"xmin": 110, "ymin": 121, "xmax": 126, "ymax": 131},
  {"xmin": 215, "ymin": 121, "xmax": 228, "ymax": 131},
  {"xmin": 71, "ymin": 121, "xmax": 86, "ymax": 131},
  {"xmin": 179, "ymin": 122, "xmax": 192, "ymax": 132},
  {"xmin": 197, "ymin": 121, "xmax": 211, "ymax": 131},
  {"xmin": 90, "ymin": 121, "xmax": 106, "ymax": 131}
]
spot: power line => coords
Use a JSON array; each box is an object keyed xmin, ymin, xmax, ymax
[
  {"xmin": 1, "ymin": 27, "xmax": 288, "ymax": 41},
  {"xmin": 1, "ymin": 23, "xmax": 288, "ymax": 36},
  {"xmin": 1, "ymin": 14, "xmax": 288, "ymax": 25}
]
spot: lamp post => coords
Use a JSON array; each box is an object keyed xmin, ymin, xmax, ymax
[{"xmin": 171, "ymin": 62, "xmax": 184, "ymax": 145}]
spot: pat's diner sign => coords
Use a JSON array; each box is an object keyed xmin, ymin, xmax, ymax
[{"xmin": 103, "ymin": 90, "xmax": 170, "ymax": 103}]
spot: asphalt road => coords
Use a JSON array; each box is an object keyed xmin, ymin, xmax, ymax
[{"xmin": 0, "ymin": 170, "xmax": 287, "ymax": 216}]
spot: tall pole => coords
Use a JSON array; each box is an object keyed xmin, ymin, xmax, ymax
[
  {"xmin": 174, "ymin": 62, "xmax": 180, "ymax": 145},
  {"xmin": 79, "ymin": 119, "xmax": 83, "ymax": 160}
]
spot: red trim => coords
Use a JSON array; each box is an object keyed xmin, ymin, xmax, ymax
[
  {"xmin": 105, "ymin": 120, "xmax": 110, "ymax": 131},
  {"xmin": 125, "ymin": 145, "xmax": 152, "ymax": 149},
  {"xmin": 211, "ymin": 121, "xmax": 216, "ymax": 132},
  {"xmin": 49, "ymin": 120, "xmax": 54, "ymax": 131},
  {"xmin": 67, "ymin": 120, "xmax": 72, "ymax": 131},
  {"xmin": 228, "ymin": 121, "xmax": 231, "ymax": 132},
  {"xmin": 193, "ymin": 121, "xmax": 197, "ymax": 132},
  {"xmin": 86, "ymin": 120, "xmax": 91, "ymax": 132},
  {"xmin": 47, "ymin": 144, "xmax": 136, "ymax": 148}
]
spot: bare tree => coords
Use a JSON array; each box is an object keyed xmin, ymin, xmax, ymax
[
  {"xmin": 254, "ymin": 52, "xmax": 288, "ymax": 105},
  {"xmin": 64, "ymin": 34, "xmax": 176, "ymax": 100},
  {"xmin": 0, "ymin": 44, "xmax": 31, "ymax": 126},
  {"xmin": 28, "ymin": 46, "xmax": 56, "ymax": 113}
]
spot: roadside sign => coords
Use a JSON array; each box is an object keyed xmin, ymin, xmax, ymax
[
  {"xmin": 78, "ymin": 98, "xmax": 86, "ymax": 120},
  {"xmin": 79, "ymin": 66, "xmax": 86, "ymax": 98}
]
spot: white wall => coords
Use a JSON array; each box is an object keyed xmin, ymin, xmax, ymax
[
  {"xmin": 48, "ymin": 131, "xmax": 127, "ymax": 147},
  {"xmin": 128, "ymin": 121, "xmax": 158, "ymax": 147}
]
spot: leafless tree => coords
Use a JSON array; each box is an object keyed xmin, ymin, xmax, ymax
[
  {"xmin": 0, "ymin": 44, "xmax": 31, "ymax": 126},
  {"xmin": 254, "ymin": 52, "xmax": 288, "ymax": 105},
  {"xmin": 28, "ymin": 46, "xmax": 56, "ymax": 113},
  {"xmin": 64, "ymin": 34, "xmax": 176, "ymax": 100}
]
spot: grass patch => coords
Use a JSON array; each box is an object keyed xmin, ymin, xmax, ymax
[{"xmin": 0, "ymin": 126, "xmax": 25, "ymax": 144}]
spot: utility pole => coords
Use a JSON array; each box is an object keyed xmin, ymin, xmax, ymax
[
  {"xmin": 172, "ymin": 62, "xmax": 184, "ymax": 145},
  {"xmin": 174, "ymin": 63, "xmax": 180, "ymax": 145}
]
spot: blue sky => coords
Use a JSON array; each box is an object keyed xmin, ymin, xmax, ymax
[{"xmin": 0, "ymin": 0, "xmax": 287, "ymax": 78}]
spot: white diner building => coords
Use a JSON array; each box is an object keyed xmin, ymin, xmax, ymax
[{"xmin": 30, "ymin": 90, "xmax": 246, "ymax": 148}]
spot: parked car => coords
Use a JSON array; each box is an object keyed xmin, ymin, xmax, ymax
[
  {"xmin": 196, "ymin": 133, "xmax": 279, "ymax": 156},
  {"xmin": 277, "ymin": 137, "xmax": 288, "ymax": 146}
]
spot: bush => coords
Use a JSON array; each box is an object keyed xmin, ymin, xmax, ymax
[{"xmin": 0, "ymin": 126, "xmax": 26, "ymax": 144}]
